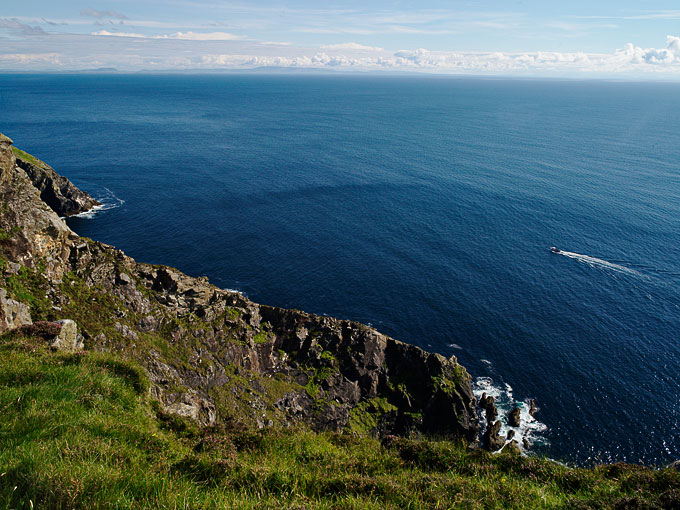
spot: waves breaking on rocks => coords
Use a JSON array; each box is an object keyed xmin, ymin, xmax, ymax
[{"xmin": 473, "ymin": 376, "xmax": 548, "ymax": 455}]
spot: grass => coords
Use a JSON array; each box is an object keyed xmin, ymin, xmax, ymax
[
  {"xmin": 11, "ymin": 147, "xmax": 46, "ymax": 169},
  {"xmin": 0, "ymin": 333, "xmax": 677, "ymax": 510},
  {"xmin": 3, "ymin": 264, "xmax": 52, "ymax": 320}
]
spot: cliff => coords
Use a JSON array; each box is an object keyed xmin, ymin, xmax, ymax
[
  {"xmin": 12, "ymin": 145, "xmax": 100, "ymax": 217},
  {"xmin": 1, "ymin": 133, "xmax": 677, "ymax": 510},
  {"xmin": 0, "ymin": 133, "xmax": 479, "ymax": 442}
]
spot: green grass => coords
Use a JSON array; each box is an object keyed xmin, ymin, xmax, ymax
[
  {"xmin": 11, "ymin": 147, "xmax": 46, "ymax": 168},
  {"xmin": 3, "ymin": 264, "xmax": 52, "ymax": 320},
  {"xmin": 0, "ymin": 333, "xmax": 677, "ymax": 509}
]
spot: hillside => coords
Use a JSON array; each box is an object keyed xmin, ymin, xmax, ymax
[{"xmin": 0, "ymin": 132, "xmax": 677, "ymax": 509}]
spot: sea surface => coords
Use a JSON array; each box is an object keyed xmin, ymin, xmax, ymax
[{"xmin": 1, "ymin": 74, "xmax": 678, "ymax": 466}]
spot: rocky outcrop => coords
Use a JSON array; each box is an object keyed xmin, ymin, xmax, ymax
[
  {"xmin": 483, "ymin": 420, "xmax": 505, "ymax": 451},
  {"xmin": 0, "ymin": 134, "xmax": 13, "ymax": 186},
  {"xmin": 508, "ymin": 407, "xmax": 521, "ymax": 427},
  {"xmin": 13, "ymin": 147, "xmax": 99, "ymax": 217},
  {"xmin": 0, "ymin": 288, "xmax": 32, "ymax": 333},
  {"xmin": 51, "ymin": 319, "xmax": 85, "ymax": 351},
  {"xmin": 0, "ymin": 133, "xmax": 480, "ymax": 443},
  {"xmin": 529, "ymin": 399, "xmax": 538, "ymax": 417},
  {"xmin": 12, "ymin": 320, "xmax": 84, "ymax": 351}
]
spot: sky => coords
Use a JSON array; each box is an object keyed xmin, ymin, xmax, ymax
[{"xmin": 2, "ymin": 1, "xmax": 680, "ymax": 77}]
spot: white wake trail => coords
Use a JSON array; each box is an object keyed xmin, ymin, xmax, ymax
[{"xmin": 556, "ymin": 250, "xmax": 641, "ymax": 276}]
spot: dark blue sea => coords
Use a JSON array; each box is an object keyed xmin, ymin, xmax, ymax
[{"xmin": 1, "ymin": 74, "xmax": 678, "ymax": 466}]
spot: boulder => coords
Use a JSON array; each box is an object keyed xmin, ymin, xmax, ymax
[
  {"xmin": 529, "ymin": 399, "xmax": 537, "ymax": 417},
  {"xmin": 485, "ymin": 396, "xmax": 498, "ymax": 423},
  {"xmin": 0, "ymin": 288, "xmax": 32, "ymax": 333},
  {"xmin": 50, "ymin": 319, "xmax": 84, "ymax": 351},
  {"xmin": 508, "ymin": 407, "xmax": 521, "ymax": 427},
  {"xmin": 483, "ymin": 420, "xmax": 505, "ymax": 452}
]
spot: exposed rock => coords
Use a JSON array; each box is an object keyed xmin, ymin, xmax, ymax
[
  {"xmin": 0, "ymin": 134, "xmax": 14, "ymax": 186},
  {"xmin": 14, "ymin": 148, "xmax": 100, "ymax": 217},
  {"xmin": 0, "ymin": 137, "xmax": 75, "ymax": 281},
  {"xmin": 163, "ymin": 391, "xmax": 216, "ymax": 427},
  {"xmin": 51, "ymin": 319, "xmax": 84, "ymax": 351},
  {"xmin": 479, "ymin": 392, "xmax": 488, "ymax": 408},
  {"xmin": 483, "ymin": 420, "xmax": 505, "ymax": 452},
  {"xmin": 507, "ymin": 429, "xmax": 515, "ymax": 441},
  {"xmin": 0, "ymin": 132, "xmax": 481, "ymax": 444},
  {"xmin": 508, "ymin": 407, "xmax": 521, "ymax": 427},
  {"xmin": 529, "ymin": 399, "xmax": 538, "ymax": 417},
  {"xmin": 501, "ymin": 439, "xmax": 521, "ymax": 456},
  {"xmin": 0, "ymin": 288, "xmax": 32, "ymax": 333},
  {"xmin": 484, "ymin": 396, "xmax": 498, "ymax": 424},
  {"xmin": 114, "ymin": 321, "xmax": 140, "ymax": 341}
]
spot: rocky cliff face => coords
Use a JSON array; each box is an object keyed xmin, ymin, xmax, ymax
[
  {"xmin": 13, "ymin": 146, "xmax": 100, "ymax": 217},
  {"xmin": 0, "ymin": 133, "xmax": 480, "ymax": 443}
]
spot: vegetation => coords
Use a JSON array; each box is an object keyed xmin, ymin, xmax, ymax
[
  {"xmin": 1, "ymin": 143, "xmax": 677, "ymax": 508},
  {"xmin": 11, "ymin": 146, "xmax": 46, "ymax": 168},
  {"xmin": 1, "ymin": 333, "xmax": 677, "ymax": 510}
]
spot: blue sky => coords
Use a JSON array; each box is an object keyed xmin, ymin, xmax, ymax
[{"xmin": 2, "ymin": 1, "xmax": 680, "ymax": 76}]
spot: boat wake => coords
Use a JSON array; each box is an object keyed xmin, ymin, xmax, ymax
[
  {"xmin": 70, "ymin": 187, "xmax": 125, "ymax": 219},
  {"xmin": 551, "ymin": 248, "xmax": 641, "ymax": 277}
]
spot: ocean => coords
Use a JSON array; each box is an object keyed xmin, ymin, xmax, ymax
[{"xmin": 1, "ymin": 73, "xmax": 678, "ymax": 466}]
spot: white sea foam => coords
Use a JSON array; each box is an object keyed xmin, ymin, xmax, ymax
[
  {"xmin": 448, "ymin": 343, "xmax": 463, "ymax": 350},
  {"xmin": 554, "ymin": 249, "xmax": 641, "ymax": 277},
  {"xmin": 473, "ymin": 376, "xmax": 548, "ymax": 455},
  {"xmin": 70, "ymin": 187, "xmax": 125, "ymax": 219}
]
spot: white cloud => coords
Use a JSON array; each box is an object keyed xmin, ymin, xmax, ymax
[
  {"xmin": 4, "ymin": 33, "xmax": 680, "ymax": 77},
  {"xmin": 158, "ymin": 31, "xmax": 243, "ymax": 41},
  {"xmin": 321, "ymin": 42, "xmax": 384, "ymax": 51},
  {"xmin": 620, "ymin": 36, "xmax": 680, "ymax": 65},
  {"xmin": 91, "ymin": 30, "xmax": 243, "ymax": 40},
  {"xmin": 91, "ymin": 30, "xmax": 145, "ymax": 38}
]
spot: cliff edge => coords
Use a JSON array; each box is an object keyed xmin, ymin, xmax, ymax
[
  {"xmin": 0, "ymin": 133, "xmax": 479, "ymax": 443},
  {"xmin": 12, "ymin": 145, "xmax": 100, "ymax": 217}
]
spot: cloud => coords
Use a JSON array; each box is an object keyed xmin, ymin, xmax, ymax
[
  {"xmin": 0, "ymin": 18, "xmax": 46, "ymax": 36},
  {"xmin": 3, "ymin": 32, "xmax": 680, "ymax": 77},
  {"xmin": 91, "ymin": 30, "xmax": 243, "ymax": 40},
  {"xmin": 91, "ymin": 30, "xmax": 145, "ymax": 38},
  {"xmin": 620, "ymin": 36, "xmax": 680, "ymax": 65},
  {"xmin": 321, "ymin": 42, "xmax": 384, "ymax": 52},
  {"xmin": 158, "ymin": 31, "xmax": 243, "ymax": 41},
  {"xmin": 80, "ymin": 8, "xmax": 128, "ymax": 20},
  {"xmin": 42, "ymin": 18, "xmax": 68, "ymax": 26},
  {"xmin": 0, "ymin": 52, "xmax": 61, "ymax": 64}
]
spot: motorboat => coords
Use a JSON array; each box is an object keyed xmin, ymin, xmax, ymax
[{"xmin": 549, "ymin": 246, "xmax": 561, "ymax": 254}]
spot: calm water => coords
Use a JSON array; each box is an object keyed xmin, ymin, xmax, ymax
[{"xmin": 1, "ymin": 74, "xmax": 678, "ymax": 466}]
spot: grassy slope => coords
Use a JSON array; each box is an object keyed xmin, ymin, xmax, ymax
[{"xmin": 1, "ymin": 333, "xmax": 678, "ymax": 510}]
